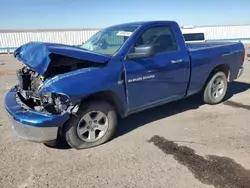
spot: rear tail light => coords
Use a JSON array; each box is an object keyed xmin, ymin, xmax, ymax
[{"xmin": 242, "ymin": 48, "xmax": 245, "ymax": 65}]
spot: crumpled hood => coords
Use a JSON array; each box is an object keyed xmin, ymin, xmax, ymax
[{"xmin": 14, "ymin": 42, "xmax": 111, "ymax": 75}]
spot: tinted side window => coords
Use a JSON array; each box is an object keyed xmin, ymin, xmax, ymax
[
  {"xmin": 134, "ymin": 26, "xmax": 178, "ymax": 54},
  {"xmin": 183, "ymin": 33, "xmax": 205, "ymax": 41}
]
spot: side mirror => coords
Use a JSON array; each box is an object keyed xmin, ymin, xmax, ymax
[{"xmin": 127, "ymin": 45, "xmax": 157, "ymax": 59}]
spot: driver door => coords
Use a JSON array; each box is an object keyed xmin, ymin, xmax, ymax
[{"xmin": 123, "ymin": 25, "xmax": 190, "ymax": 111}]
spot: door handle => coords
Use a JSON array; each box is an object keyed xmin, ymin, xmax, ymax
[{"xmin": 171, "ymin": 59, "xmax": 183, "ymax": 64}]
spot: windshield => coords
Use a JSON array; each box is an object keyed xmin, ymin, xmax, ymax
[{"xmin": 79, "ymin": 26, "xmax": 139, "ymax": 55}]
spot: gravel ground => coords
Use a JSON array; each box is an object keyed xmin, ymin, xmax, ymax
[{"xmin": 0, "ymin": 54, "xmax": 250, "ymax": 188}]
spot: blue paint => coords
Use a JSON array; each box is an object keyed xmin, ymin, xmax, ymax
[
  {"xmin": 14, "ymin": 42, "xmax": 110, "ymax": 75},
  {"xmin": 5, "ymin": 87, "xmax": 69, "ymax": 127},
  {"xmin": 206, "ymin": 38, "xmax": 250, "ymax": 44},
  {"xmin": 5, "ymin": 21, "xmax": 245, "ymax": 132},
  {"xmin": 187, "ymin": 42, "xmax": 245, "ymax": 94}
]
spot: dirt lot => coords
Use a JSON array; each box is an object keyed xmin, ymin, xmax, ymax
[{"xmin": 0, "ymin": 54, "xmax": 250, "ymax": 188}]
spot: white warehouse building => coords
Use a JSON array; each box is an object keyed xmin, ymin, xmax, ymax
[{"xmin": 1, "ymin": 24, "xmax": 250, "ymax": 53}]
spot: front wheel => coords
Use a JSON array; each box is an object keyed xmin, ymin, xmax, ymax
[
  {"xmin": 64, "ymin": 101, "xmax": 117, "ymax": 149},
  {"xmin": 203, "ymin": 71, "xmax": 228, "ymax": 104}
]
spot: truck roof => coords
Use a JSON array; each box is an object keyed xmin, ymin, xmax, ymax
[{"xmin": 109, "ymin": 21, "xmax": 178, "ymax": 28}]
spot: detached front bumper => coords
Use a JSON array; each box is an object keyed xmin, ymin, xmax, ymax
[{"xmin": 5, "ymin": 88, "xmax": 70, "ymax": 143}]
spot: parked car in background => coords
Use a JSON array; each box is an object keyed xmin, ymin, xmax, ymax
[
  {"xmin": 181, "ymin": 26, "xmax": 205, "ymax": 42},
  {"xmin": 5, "ymin": 21, "xmax": 245, "ymax": 149}
]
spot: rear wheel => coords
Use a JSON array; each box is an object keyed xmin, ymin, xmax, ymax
[
  {"xmin": 203, "ymin": 71, "xmax": 227, "ymax": 104},
  {"xmin": 64, "ymin": 101, "xmax": 117, "ymax": 149}
]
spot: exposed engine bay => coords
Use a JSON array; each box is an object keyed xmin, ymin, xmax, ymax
[
  {"xmin": 15, "ymin": 54, "xmax": 103, "ymax": 115},
  {"xmin": 17, "ymin": 66, "xmax": 44, "ymax": 92},
  {"xmin": 44, "ymin": 54, "xmax": 102, "ymax": 78}
]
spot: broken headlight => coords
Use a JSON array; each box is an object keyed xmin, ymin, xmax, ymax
[{"xmin": 40, "ymin": 92, "xmax": 71, "ymax": 114}]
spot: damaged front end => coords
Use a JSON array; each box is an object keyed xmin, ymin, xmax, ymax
[
  {"xmin": 13, "ymin": 42, "xmax": 110, "ymax": 116},
  {"xmin": 15, "ymin": 66, "xmax": 71, "ymax": 115},
  {"xmin": 5, "ymin": 41, "xmax": 111, "ymax": 143}
]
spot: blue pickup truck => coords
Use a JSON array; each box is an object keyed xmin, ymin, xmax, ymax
[{"xmin": 5, "ymin": 21, "xmax": 245, "ymax": 149}]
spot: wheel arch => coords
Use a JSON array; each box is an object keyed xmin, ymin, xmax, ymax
[
  {"xmin": 78, "ymin": 90, "xmax": 126, "ymax": 118},
  {"xmin": 212, "ymin": 64, "xmax": 230, "ymax": 81},
  {"xmin": 202, "ymin": 64, "xmax": 230, "ymax": 91}
]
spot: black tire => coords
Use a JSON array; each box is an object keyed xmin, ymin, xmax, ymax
[
  {"xmin": 64, "ymin": 101, "xmax": 117, "ymax": 149},
  {"xmin": 203, "ymin": 71, "xmax": 228, "ymax": 104}
]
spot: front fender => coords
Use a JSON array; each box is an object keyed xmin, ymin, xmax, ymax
[{"xmin": 39, "ymin": 63, "xmax": 127, "ymax": 111}]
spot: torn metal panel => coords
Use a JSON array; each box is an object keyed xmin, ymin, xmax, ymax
[{"xmin": 14, "ymin": 42, "xmax": 111, "ymax": 75}]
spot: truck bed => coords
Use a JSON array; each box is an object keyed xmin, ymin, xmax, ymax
[
  {"xmin": 186, "ymin": 42, "xmax": 241, "ymax": 50},
  {"xmin": 186, "ymin": 41, "xmax": 244, "ymax": 96}
]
